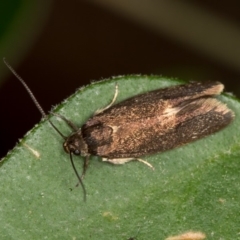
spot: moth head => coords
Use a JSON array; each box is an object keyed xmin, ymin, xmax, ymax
[{"xmin": 63, "ymin": 130, "xmax": 88, "ymax": 156}]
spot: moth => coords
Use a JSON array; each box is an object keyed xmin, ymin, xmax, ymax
[{"xmin": 4, "ymin": 59, "xmax": 234, "ymax": 200}]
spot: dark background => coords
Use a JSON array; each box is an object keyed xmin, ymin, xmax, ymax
[{"xmin": 1, "ymin": 1, "xmax": 240, "ymax": 159}]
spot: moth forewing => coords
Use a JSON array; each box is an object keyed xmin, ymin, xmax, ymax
[{"xmin": 81, "ymin": 81, "xmax": 234, "ymax": 164}]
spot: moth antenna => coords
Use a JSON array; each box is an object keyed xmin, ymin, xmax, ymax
[
  {"xmin": 4, "ymin": 58, "xmax": 87, "ymax": 199},
  {"xmin": 3, "ymin": 58, "xmax": 66, "ymax": 139},
  {"xmin": 69, "ymin": 152, "xmax": 87, "ymax": 201}
]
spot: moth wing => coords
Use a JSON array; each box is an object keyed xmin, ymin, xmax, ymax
[
  {"xmin": 108, "ymin": 81, "xmax": 224, "ymax": 107},
  {"xmin": 83, "ymin": 97, "xmax": 233, "ymax": 158}
]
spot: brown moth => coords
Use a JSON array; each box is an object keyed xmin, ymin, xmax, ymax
[
  {"xmin": 4, "ymin": 59, "xmax": 234, "ymax": 200},
  {"xmin": 68, "ymin": 81, "xmax": 234, "ymax": 167}
]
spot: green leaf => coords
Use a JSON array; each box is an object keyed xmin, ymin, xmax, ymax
[{"xmin": 1, "ymin": 76, "xmax": 240, "ymax": 239}]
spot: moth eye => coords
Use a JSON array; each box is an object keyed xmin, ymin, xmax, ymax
[{"xmin": 74, "ymin": 149, "xmax": 80, "ymax": 155}]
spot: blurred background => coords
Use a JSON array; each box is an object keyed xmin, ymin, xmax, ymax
[{"xmin": 0, "ymin": 0, "xmax": 240, "ymax": 159}]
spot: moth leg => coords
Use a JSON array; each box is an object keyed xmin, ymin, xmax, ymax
[
  {"xmin": 76, "ymin": 155, "xmax": 90, "ymax": 187},
  {"xmin": 81, "ymin": 155, "xmax": 90, "ymax": 179},
  {"xmin": 135, "ymin": 158, "xmax": 155, "ymax": 170},
  {"xmin": 50, "ymin": 112, "xmax": 78, "ymax": 131},
  {"xmin": 102, "ymin": 157, "xmax": 154, "ymax": 170},
  {"xmin": 94, "ymin": 83, "xmax": 119, "ymax": 115}
]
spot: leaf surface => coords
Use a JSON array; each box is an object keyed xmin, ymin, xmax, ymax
[{"xmin": 1, "ymin": 76, "xmax": 240, "ymax": 239}]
